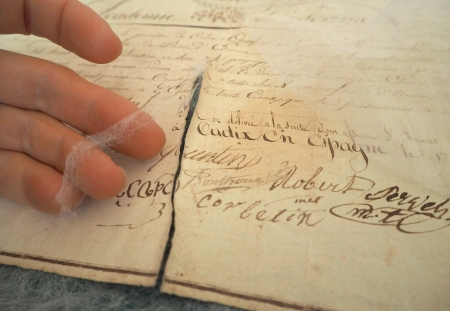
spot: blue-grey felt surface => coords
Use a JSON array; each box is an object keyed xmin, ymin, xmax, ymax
[{"xmin": 0, "ymin": 264, "xmax": 242, "ymax": 311}]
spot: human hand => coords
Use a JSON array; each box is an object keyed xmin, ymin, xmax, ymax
[{"xmin": 0, "ymin": 0, "xmax": 165, "ymax": 214}]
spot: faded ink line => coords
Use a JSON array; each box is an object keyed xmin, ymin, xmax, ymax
[
  {"xmin": 164, "ymin": 278, "xmax": 334, "ymax": 311},
  {"xmin": 0, "ymin": 251, "xmax": 157, "ymax": 277}
]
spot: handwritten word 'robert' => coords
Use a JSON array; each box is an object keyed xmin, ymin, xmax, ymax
[{"xmin": 269, "ymin": 166, "xmax": 375, "ymax": 195}]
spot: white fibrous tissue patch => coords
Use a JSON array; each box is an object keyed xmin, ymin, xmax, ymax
[
  {"xmin": 55, "ymin": 110, "xmax": 153, "ymax": 214},
  {"xmin": 56, "ymin": 59, "xmax": 208, "ymax": 214}
]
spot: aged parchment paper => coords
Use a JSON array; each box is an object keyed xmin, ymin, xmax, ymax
[
  {"xmin": 0, "ymin": 1, "xmax": 449, "ymax": 310},
  {"xmin": 161, "ymin": 1, "xmax": 450, "ymax": 310},
  {"xmin": 0, "ymin": 0, "xmax": 217, "ymax": 286}
]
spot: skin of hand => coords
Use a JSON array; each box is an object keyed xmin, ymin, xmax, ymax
[{"xmin": 0, "ymin": 0, "xmax": 166, "ymax": 214}]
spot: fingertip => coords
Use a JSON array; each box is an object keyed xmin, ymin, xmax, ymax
[
  {"xmin": 23, "ymin": 165, "xmax": 83, "ymax": 214},
  {"xmin": 147, "ymin": 121, "xmax": 166, "ymax": 158},
  {"xmin": 88, "ymin": 22, "xmax": 123, "ymax": 64},
  {"xmin": 78, "ymin": 148, "xmax": 127, "ymax": 200},
  {"xmin": 132, "ymin": 119, "xmax": 166, "ymax": 160},
  {"xmin": 116, "ymin": 115, "xmax": 166, "ymax": 160},
  {"xmin": 54, "ymin": 185, "xmax": 85, "ymax": 215},
  {"xmin": 61, "ymin": 1, "xmax": 123, "ymax": 64}
]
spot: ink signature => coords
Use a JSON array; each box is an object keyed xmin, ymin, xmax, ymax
[{"xmin": 330, "ymin": 203, "xmax": 450, "ymax": 234}]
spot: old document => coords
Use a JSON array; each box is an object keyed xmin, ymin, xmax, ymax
[
  {"xmin": 0, "ymin": 0, "xmax": 213, "ymax": 285},
  {"xmin": 161, "ymin": 1, "xmax": 450, "ymax": 311},
  {"xmin": 0, "ymin": 0, "xmax": 449, "ymax": 310}
]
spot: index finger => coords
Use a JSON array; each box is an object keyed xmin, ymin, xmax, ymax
[
  {"xmin": 0, "ymin": 0, "xmax": 122, "ymax": 63},
  {"xmin": 0, "ymin": 50, "xmax": 166, "ymax": 160}
]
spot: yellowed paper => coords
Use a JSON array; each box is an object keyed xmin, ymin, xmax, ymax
[
  {"xmin": 162, "ymin": 0, "xmax": 450, "ymax": 310},
  {"xmin": 0, "ymin": 0, "xmax": 216, "ymax": 285},
  {"xmin": 0, "ymin": 0, "xmax": 449, "ymax": 310}
]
